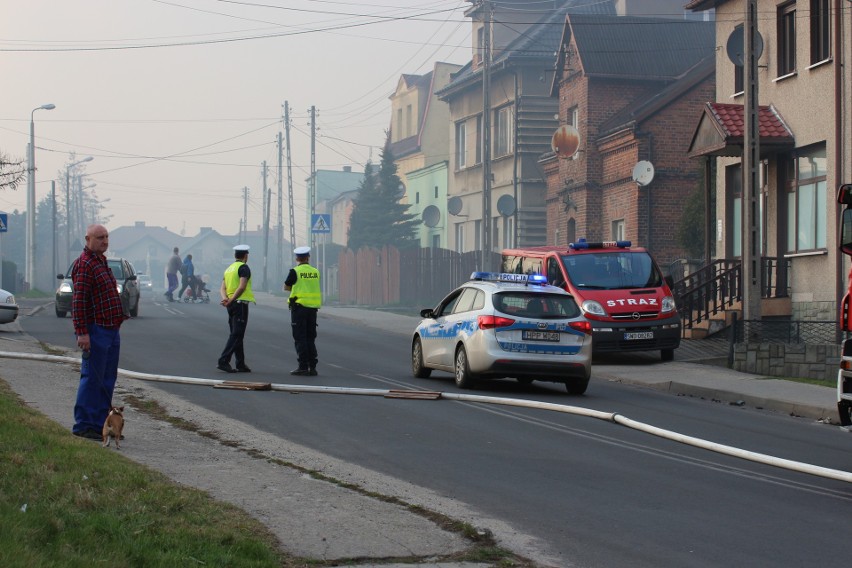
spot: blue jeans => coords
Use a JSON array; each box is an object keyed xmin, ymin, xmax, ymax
[{"xmin": 73, "ymin": 324, "xmax": 121, "ymax": 434}]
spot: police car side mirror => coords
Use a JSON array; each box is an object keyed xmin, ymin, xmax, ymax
[{"xmin": 420, "ymin": 308, "xmax": 434, "ymax": 319}]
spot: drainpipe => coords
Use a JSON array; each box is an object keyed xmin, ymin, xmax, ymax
[
  {"xmin": 512, "ymin": 70, "xmax": 519, "ymax": 248},
  {"xmin": 835, "ymin": 0, "xmax": 845, "ymax": 336}
]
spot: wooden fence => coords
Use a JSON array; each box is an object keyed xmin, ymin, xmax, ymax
[{"xmin": 337, "ymin": 246, "xmax": 501, "ymax": 308}]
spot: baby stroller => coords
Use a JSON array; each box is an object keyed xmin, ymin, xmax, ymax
[{"xmin": 182, "ymin": 275, "xmax": 211, "ymax": 303}]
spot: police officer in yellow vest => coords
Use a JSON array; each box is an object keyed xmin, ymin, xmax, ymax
[
  {"xmin": 284, "ymin": 246, "xmax": 321, "ymax": 376},
  {"xmin": 217, "ymin": 244, "xmax": 254, "ymax": 373}
]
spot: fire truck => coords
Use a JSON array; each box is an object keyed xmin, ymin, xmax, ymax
[
  {"xmin": 836, "ymin": 185, "xmax": 852, "ymax": 425},
  {"xmin": 502, "ymin": 240, "xmax": 680, "ymax": 361}
]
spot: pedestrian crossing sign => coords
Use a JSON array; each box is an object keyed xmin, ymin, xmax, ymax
[
  {"xmin": 0, "ymin": 213, "xmax": 7, "ymax": 233},
  {"xmin": 311, "ymin": 214, "xmax": 331, "ymax": 234}
]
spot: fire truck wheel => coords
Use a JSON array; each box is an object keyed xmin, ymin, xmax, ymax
[
  {"xmin": 839, "ymin": 400, "xmax": 852, "ymax": 427},
  {"xmin": 661, "ymin": 348, "xmax": 675, "ymax": 362}
]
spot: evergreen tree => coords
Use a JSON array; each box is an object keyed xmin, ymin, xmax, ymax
[{"xmin": 347, "ymin": 140, "xmax": 421, "ymax": 250}]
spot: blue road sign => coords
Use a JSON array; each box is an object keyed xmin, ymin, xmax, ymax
[
  {"xmin": 311, "ymin": 213, "xmax": 331, "ymax": 234},
  {"xmin": 0, "ymin": 213, "xmax": 7, "ymax": 233}
]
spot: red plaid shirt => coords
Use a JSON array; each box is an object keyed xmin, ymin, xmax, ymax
[{"xmin": 71, "ymin": 248, "xmax": 127, "ymax": 336}]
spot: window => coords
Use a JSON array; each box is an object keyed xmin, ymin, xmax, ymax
[
  {"xmin": 455, "ymin": 223, "xmax": 465, "ymax": 253},
  {"xmin": 406, "ymin": 104, "xmax": 413, "ymax": 137},
  {"xmin": 568, "ymin": 106, "xmax": 580, "ymax": 160},
  {"xmin": 502, "ymin": 214, "xmax": 514, "ymax": 248},
  {"xmin": 434, "ymin": 185, "xmax": 439, "ymax": 198},
  {"xmin": 455, "ymin": 122, "xmax": 467, "ymax": 169},
  {"xmin": 396, "ymin": 109, "xmax": 402, "ymax": 141},
  {"xmin": 475, "ymin": 115, "xmax": 482, "ymax": 164},
  {"xmin": 474, "ymin": 219, "xmax": 481, "ymax": 251},
  {"xmin": 734, "ymin": 63, "xmax": 744, "ymax": 94},
  {"xmin": 786, "ymin": 145, "xmax": 827, "ymax": 252},
  {"xmin": 810, "ymin": 0, "xmax": 830, "ymax": 64},
  {"xmin": 777, "ymin": 2, "xmax": 796, "ymax": 76},
  {"xmin": 415, "ymin": 192, "xmax": 420, "ymax": 204},
  {"xmin": 611, "ymin": 219, "xmax": 624, "ymax": 242},
  {"xmin": 431, "ymin": 234, "xmax": 440, "ymax": 249},
  {"xmin": 494, "ymin": 106, "xmax": 513, "ymax": 157}
]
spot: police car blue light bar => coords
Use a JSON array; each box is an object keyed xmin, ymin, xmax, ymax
[
  {"xmin": 568, "ymin": 237, "xmax": 631, "ymax": 250},
  {"xmin": 470, "ymin": 272, "xmax": 548, "ymax": 285}
]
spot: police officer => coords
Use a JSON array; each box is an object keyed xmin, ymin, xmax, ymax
[
  {"xmin": 284, "ymin": 246, "xmax": 321, "ymax": 376},
  {"xmin": 217, "ymin": 244, "xmax": 253, "ymax": 373}
]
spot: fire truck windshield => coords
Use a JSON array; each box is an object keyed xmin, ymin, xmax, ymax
[{"xmin": 560, "ymin": 251, "xmax": 662, "ymax": 290}]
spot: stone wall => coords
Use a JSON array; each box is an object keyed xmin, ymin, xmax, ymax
[{"xmin": 732, "ymin": 342, "xmax": 840, "ymax": 382}]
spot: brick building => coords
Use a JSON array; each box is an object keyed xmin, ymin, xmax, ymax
[{"xmin": 541, "ymin": 13, "xmax": 716, "ymax": 267}]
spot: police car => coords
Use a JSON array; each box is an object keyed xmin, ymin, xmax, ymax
[{"xmin": 411, "ymin": 272, "xmax": 593, "ymax": 394}]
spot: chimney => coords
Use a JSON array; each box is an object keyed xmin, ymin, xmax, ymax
[
  {"xmin": 343, "ymin": 166, "xmax": 352, "ymax": 173},
  {"xmin": 134, "ymin": 221, "xmax": 146, "ymax": 228}
]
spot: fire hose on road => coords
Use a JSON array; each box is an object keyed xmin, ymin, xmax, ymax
[{"xmin": 3, "ymin": 350, "xmax": 851, "ymax": 484}]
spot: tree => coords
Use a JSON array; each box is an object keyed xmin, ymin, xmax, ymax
[
  {"xmin": 0, "ymin": 151, "xmax": 26, "ymax": 191},
  {"xmin": 347, "ymin": 140, "xmax": 421, "ymax": 250},
  {"xmin": 677, "ymin": 186, "xmax": 706, "ymax": 260}
]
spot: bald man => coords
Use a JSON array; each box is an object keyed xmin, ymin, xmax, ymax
[{"xmin": 70, "ymin": 224, "xmax": 128, "ymax": 440}]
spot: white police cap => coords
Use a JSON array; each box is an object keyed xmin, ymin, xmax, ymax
[
  {"xmin": 233, "ymin": 244, "xmax": 250, "ymax": 252},
  {"xmin": 294, "ymin": 246, "xmax": 311, "ymax": 256}
]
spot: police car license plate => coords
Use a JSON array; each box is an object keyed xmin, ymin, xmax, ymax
[
  {"xmin": 523, "ymin": 330, "xmax": 560, "ymax": 342},
  {"xmin": 624, "ymin": 331, "xmax": 654, "ymax": 340}
]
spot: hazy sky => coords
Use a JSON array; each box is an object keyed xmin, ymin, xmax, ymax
[{"xmin": 0, "ymin": 0, "xmax": 470, "ymax": 243}]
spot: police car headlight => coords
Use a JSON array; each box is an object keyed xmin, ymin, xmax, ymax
[
  {"xmin": 59, "ymin": 282, "xmax": 72, "ymax": 293},
  {"xmin": 661, "ymin": 295, "xmax": 676, "ymax": 313},
  {"xmin": 582, "ymin": 299, "xmax": 607, "ymax": 317}
]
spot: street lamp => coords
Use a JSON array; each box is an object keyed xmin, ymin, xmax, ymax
[
  {"xmin": 27, "ymin": 103, "xmax": 56, "ymax": 291},
  {"xmin": 65, "ymin": 156, "xmax": 93, "ymax": 268}
]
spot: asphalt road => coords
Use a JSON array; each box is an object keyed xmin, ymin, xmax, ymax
[{"xmin": 23, "ymin": 292, "xmax": 852, "ymax": 567}]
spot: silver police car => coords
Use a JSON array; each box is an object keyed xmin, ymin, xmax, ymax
[{"xmin": 411, "ymin": 272, "xmax": 593, "ymax": 394}]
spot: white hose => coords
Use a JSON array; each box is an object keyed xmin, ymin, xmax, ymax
[{"xmin": 3, "ymin": 350, "xmax": 850, "ymax": 483}]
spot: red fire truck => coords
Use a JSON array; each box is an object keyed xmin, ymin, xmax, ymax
[
  {"xmin": 836, "ymin": 185, "xmax": 852, "ymax": 425},
  {"xmin": 502, "ymin": 239, "xmax": 680, "ymax": 361}
]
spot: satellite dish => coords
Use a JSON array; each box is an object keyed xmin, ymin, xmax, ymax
[
  {"xmin": 496, "ymin": 194, "xmax": 516, "ymax": 216},
  {"xmin": 632, "ymin": 161, "xmax": 655, "ymax": 187},
  {"xmin": 447, "ymin": 196, "xmax": 463, "ymax": 216},
  {"xmin": 422, "ymin": 205, "xmax": 440, "ymax": 228},
  {"xmin": 726, "ymin": 26, "xmax": 764, "ymax": 67},
  {"xmin": 551, "ymin": 124, "xmax": 580, "ymax": 159}
]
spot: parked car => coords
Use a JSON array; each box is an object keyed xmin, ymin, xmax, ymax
[
  {"xmin": 137, "ymin": 273, "xmax": 153, "ymax": 293},
  {"xmin": 0, "ymin": 288, "xmax": 19, "ymax": 324},
  {"xmin": 56, "ymin": 257, "xmax": 140, "ymax": 318},
  {"xmin": 411, "ymin": 271, "xmax": 593, "ymax": 394}
]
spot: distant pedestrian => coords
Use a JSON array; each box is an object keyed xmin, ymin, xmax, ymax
[
  {"xmin": 70, "ymin": 224, "xmax": 128, "ymax": 440},
  {"xmin": 284, "ymin": 246, "xmax": 321, "ymax": 376},
  {"xmin": 217, "ymin": 244, "xmax": 253, "ymax": 373},
  {"xmin": 165, "ymin": 246, "xmax": 181, "ymax": 302},
  {"xmin": 176, "ymin": 254, "xmax": 195, "ymax": 301}
]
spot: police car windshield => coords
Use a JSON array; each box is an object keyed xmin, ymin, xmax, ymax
[{"xmin": 561, "ymin": 251, "xmax": 662, "ymax": 290}]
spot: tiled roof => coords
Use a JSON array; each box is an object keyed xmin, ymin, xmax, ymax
[
  {"xmin": 438, "ymin": 0, "xmax": 614, "ymax": 98},
  {"xmin": 708, "ymin": 103, "xmax": 794, "ymax": 140},
  {"xmin": 568, "ymin": 14, "xmax": 715, "ymax": 80}
]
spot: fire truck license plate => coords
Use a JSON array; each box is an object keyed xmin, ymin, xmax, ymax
[
  {"xmin": 523, "ymin": 330, "xmax": 560, "ymax": 342},
  {"xmin": 624, "ymin": 331, "xmax": 654, "ymax": 340}
]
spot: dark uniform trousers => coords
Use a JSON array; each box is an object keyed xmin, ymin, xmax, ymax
[
  {"xmin": 219, "ymin": 301, "xmax": 249, "ymax": 368},
  {"xmin": 290, "ymin": 303, "xmax": 318, "ymax": 370}
]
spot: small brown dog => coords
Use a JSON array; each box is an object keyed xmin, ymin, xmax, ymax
[{"xmin": 102, "ymin": 406, "xmax": 124, "ymax": 449}]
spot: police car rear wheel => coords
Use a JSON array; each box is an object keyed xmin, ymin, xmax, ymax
[
  {"xmin": 454, "ymin": 346, "xmax": 476, "ymax": 389},
  {"xmin": 411, "ymin": 338, "xmax": 431, "ymax": 378},
  {"xmin": 564, "ymin": 376, "xmax": 590, "ymax": 395}
]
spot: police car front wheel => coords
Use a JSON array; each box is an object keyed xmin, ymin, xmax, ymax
[{"xmin": 411, "ymin": 338, "xmax": 431, "ymax": 379}]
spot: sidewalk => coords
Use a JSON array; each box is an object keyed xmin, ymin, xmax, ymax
[{"xmin": 0, "ymin": 294, "xmax": 841, "ymax": 568}]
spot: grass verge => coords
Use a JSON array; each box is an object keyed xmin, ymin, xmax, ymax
[{"xmin": 0, "ymin": 379, "xmax": 533, "ymax": 567}]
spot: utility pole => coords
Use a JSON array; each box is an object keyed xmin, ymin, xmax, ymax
[
  {"xmin": 741, "ymin": 0, "xmax": 761, "ymax": 325},
  {"xmin": 51, "ymin": 180, "xmax": 56, "ymax": 279},
  {"xmin": 277, "ymin": 129, "xmax": 284, "ymax": 285},
  {"xmin": 284, "ymin": 102, "xmax": 296, "ymax": 257},
  {"xmin": 241, "ymin": 186, "xmax": 249, "ymax": 243},
  {"xmin": 309, "ymin": 105, "xmax": 317, "ymax": 250},
  {"xmin": 481, "ymin": 0, "xmax": 493, "ymax": 269},
  {"xmin": 262, "ymin": 161, "xmax": 270, "ymax": 292}
]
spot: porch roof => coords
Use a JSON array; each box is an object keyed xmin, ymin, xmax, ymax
[{"xmin": 687, "ymin": 102, "xmax": 795, "ymax": 158}]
